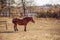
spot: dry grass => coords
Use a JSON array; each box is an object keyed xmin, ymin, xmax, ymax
[{"xmin": 0, "ymin": 17, "xmax": 60, "ymax": 40}]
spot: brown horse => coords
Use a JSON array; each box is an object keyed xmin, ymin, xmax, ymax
[{"xmin": 12, "ymin": 17, "xmax": 35, "ymax": 32}]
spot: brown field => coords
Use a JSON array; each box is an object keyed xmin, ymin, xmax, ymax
[{"xmin": 0, "ymin": 17, "xmax": 60, "ymax": 40}]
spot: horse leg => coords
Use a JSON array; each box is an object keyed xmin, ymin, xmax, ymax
[
  {"xmin": 24, "ymin": 25, "xmax": 26, "ymax": 32},
  {"xmin": 14, "ymin": 24, "xmax": 18, "ymax": 31}
]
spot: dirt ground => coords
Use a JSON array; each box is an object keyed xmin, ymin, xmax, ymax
[{"xmin": 0, "ymin": 17, "xmax": 60, "ymax": 40}]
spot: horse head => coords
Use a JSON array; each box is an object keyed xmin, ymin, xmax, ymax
[
  {"xmin": 29, "ymin": 17, "xmax": 35, "ymax": 23},
  {"xmin": 24, "ymin": 17, "xmax": 35, "ymax": 23}
]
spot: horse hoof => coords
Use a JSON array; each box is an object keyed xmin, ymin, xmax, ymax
[
  {"xmin": 24, "ymin": 30, "xmax": 26, "ymax": 32},
  {"xmin": 17, "ymin": 29, "xmax": 18, "ymax": 31}
]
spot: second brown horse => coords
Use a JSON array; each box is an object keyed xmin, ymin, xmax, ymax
[{"xmin": 12, "ymin": 17, "xmax": 35, "ymax": 32}]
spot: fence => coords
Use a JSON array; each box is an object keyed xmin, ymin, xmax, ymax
[{"xmin": 0, "ymin": 21, "xmax": 7, "ymax": 30}]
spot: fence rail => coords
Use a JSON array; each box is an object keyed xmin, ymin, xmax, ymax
[{"xmin": 0, "ymin": 21, "xmax": 7, "ymax": 30}]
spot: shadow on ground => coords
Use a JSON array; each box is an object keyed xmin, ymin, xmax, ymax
[{"xmin": 0, "ymin": 31, "xmax": 16, "ymax": 33}]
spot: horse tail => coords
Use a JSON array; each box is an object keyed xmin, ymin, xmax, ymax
[
  {"xmin": 12, "ymin": 18, "xmax": 17, "ymax": 24},
  {"xmin": 12, "ymin": 19, "xmax": 15, "ymax": 24}
]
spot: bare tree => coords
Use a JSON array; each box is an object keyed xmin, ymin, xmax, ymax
[{"xmin": 21, "ymin": 0, "xmax": 35, "ymax": 16}]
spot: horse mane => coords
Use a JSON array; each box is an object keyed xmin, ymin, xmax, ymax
[
  {"xmin": 13, "ymin": 17, "xmax": 32, "ymax": 20},
  {"xmin": 23, "ymin": 17, "xmax": 32, "ymax": 20}
]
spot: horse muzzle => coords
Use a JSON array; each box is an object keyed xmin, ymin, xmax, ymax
[{"xmin": 32, "ymin": 21, "xmax": 35, "ymax": 23}]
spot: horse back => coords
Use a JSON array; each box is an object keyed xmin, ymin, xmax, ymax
[{"xmin": 12, "ymin": 18, "xmax": 25, "ymax": 25}]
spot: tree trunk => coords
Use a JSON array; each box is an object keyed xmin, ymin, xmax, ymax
[{"xmin": 21, "ymin": 0, "xmax": 26, "ymax": 17}]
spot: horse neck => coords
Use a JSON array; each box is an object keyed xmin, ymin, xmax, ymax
[{"xmin": 24, "ymin": 18, "xmax": 31, "ymax": 23}]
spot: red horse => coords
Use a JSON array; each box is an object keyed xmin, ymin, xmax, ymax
[{"xmin": 12, "ymin": 17, "xmax": 35, "ymax": 32}]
